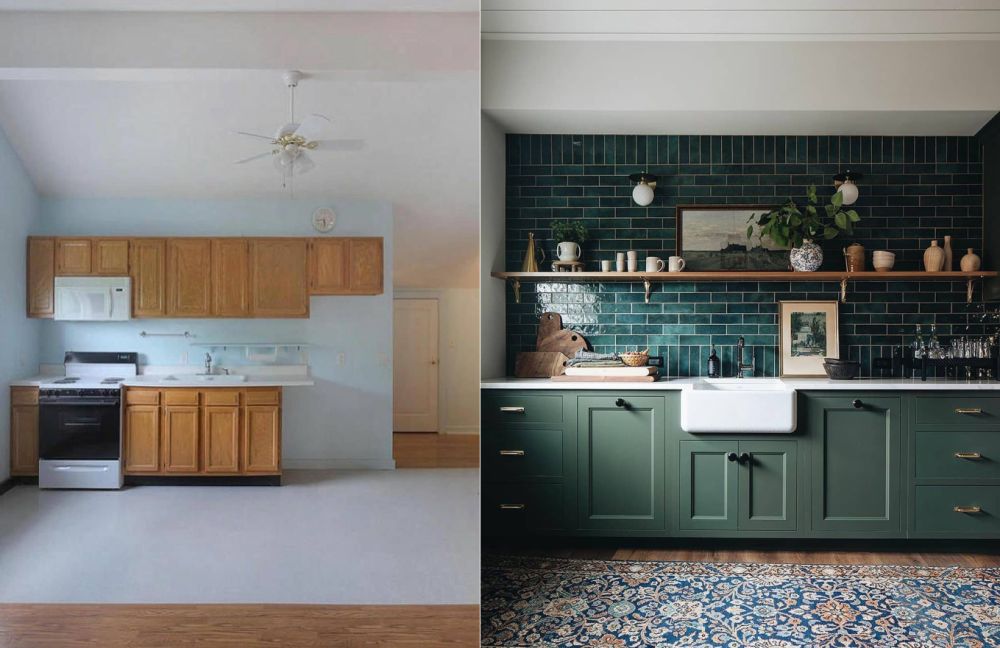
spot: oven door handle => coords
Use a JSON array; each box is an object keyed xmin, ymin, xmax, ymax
[
  {"xmin": 40, "ymin": 399, "xmax": 120, "ymax": 406},
  {"xmin": 52, "ymin": 464, "xmax": 111, "ymax": 473}
]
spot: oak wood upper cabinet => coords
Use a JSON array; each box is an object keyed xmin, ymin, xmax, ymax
[
  {"xmin": 124, "ymin": 404, "xmax": 161, "ymax": 473},
  {"xmin": 55, "ymin": 238, "xmax": 93, "ymax": 275},
  {"xmin": 166, "ymin": 239, "xmax": 212, "ymax": 317},
  {"xmin": 27, "ymin": 237, "xmax": 55, "ymax": 318},
  {"xmin": 308, "ymin": 237, "xmax": 384, "ymax": 295},
  {"xmin": 211, "ymin": 239, "xmax": 250, "ymax": 317},
  {"xmin": 250, "ymin": 238, "xmax": 309, "ymax": 317},
  {"xmin": 93, "ymin": 239, "xmax": 130, "ymax": 275},
  {"xmin": 10, "ymin": 387, "xmax": 39, "ymax": 476},
  {"xmin": 161, "ymin": 405, "xmax": 201, "ymax": 473},
  {"xmin": 130, "ymin": 238, "xmax": 167, "ymax": 318}
]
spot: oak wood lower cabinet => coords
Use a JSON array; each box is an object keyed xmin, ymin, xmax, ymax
[
  {"xmin": 9, "ymin": 387, "xmax": 39, "ymax": 476},
  {"xmin": 123, "ymin": 387, "xmax": 281, "ymax": 477}
]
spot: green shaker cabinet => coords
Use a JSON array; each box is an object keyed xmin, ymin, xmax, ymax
[
  {"xmin": 806, "ymin": 394, "xmax": 903, "ymax": 535},
  {"xmin": 577, "ymin": 395, "xmax": 665, "ymax": 531}
]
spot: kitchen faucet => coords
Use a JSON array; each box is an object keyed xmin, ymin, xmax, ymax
[
  {"xmin": 204, "ymin": 352, "xmax": 212, "ymax": 375},
  {"xmin": 736, "ymin": 336, "xmax": 755, "ymax": 378}
]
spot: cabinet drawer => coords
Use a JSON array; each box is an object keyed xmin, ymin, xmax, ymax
[
  {"xmin": 162, "ymin": 390, "xmax": 199, "ymax": 406},
  {"xmin": 11, "ymin": 387, "xmax": 39, "ymax": 406},
  {"xmin": 915, "ymin": 396, "xmax": 1000, "ymax": 428},
  {"xmin": 203, "ymin": 390, "xmax": 241, "ymax": 406},
  {"xmin": 125, "ymin": 389, "xmax": 160, "ymax": 405},
  {"xmin": 245, "ymin": 388, "xmax": 280, "ymax": 406},
  {"xmin": 482, "ymin": 392, "xmax": 563, "ymax": 426},
  {"xmin": 915, "ymin": 431, "xmax": 1000, "ymax": 481},
  {"xmin": 483, "ymin": 428, "xmax": 562, "ymax": 480},
  {"xmin": 914, "ymin": 485, "xmax": 1000, "ymax": 535},
  {"xmin": 483, "ymin": 483, "xmax": 564, "ymax": 532}
]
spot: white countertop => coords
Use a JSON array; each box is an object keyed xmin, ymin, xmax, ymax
[
  {"xmin": 10, "ymin": 373, "xmax": 314, "ymax": 388},
  {"xmin": 481, "ymin": 377, "xmax": 1000, "ymax": 391}
]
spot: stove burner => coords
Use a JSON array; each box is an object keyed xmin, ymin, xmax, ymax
[
  {"xmin": 52, "ymin": 377, "xmax": 80, "ymax": 384},
  {"xmin": 101, "ymin": 377, "xmax": 124, "ymax": 384}
]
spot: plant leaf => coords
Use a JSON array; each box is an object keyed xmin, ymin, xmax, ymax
[
  {"xmin": 834, "ymin": 211, "xmax": 848, "ymax": 229},
  {"xmin": 830, "ymin": 190, "xmax": 843, "ymax": 208},
  {"xmin": 747, "ymin": 225, "xmax": 754, "ymax": 239},
  {"xmin": 824, "ymin": 226, "xmax": 839, "ymax": 239},
  {"xmin": 847, "ymin": 209, "xmax": 861, "ymax": 223}
]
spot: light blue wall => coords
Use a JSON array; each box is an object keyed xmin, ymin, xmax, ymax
[
  {"xmin": 37, "ymin": 197, "xmax": 394, "ymax": 469},
  {"xmin": 0, "ymin": 126, "xmax": 40, "ymax": 481}
]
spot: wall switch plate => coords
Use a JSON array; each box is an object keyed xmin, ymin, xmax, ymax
[{"xmin": 337, "ymin": 352, "xmax": 346, "ymax": 366}]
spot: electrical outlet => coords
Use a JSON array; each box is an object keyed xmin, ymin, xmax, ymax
[{"xmin": 337, "ymin": 352, "xmax": 346, "ymax": 366}]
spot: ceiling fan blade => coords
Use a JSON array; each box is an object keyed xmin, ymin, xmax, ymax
[
  {"xmin": 293, "ymin": 113, "xmax": 331, "ymax": 143},
  {"xmin": 235, "ymin": 130, "xmax": 276, "ymax": 142},
  {"xmin": 312, "ymin": 139, "xmax": 365, "ymax": 152},
  {"xmin": 234, "ymin": 151, "xmax": 273, "ymax": 165}
]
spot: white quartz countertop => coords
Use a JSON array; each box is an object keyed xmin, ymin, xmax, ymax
[
  {"xmin": 10, "ymin": 374, "xmax": 315, "ymax": 388},
  {"xmin": 481, "ymin": 377, "xmax": 1000, "ymax": 391}
]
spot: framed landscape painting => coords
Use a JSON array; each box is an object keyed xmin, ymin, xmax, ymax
[
  {"xmin": 779, "ymin": 300, "xmax": 839, "ymax": 377},
  {"xmin": 676, "ymin": 204, "xmax": 787, "ymax": 271}
]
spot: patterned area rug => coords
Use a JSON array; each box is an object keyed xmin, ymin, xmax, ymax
[{"xmin": 482, "ymin": 555, "xmax": 1000, "ymax": 647}]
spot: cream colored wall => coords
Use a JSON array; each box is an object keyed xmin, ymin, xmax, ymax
[{"xmin": 480, "ymin": 113, "xmax": 506, "ymax": 379}]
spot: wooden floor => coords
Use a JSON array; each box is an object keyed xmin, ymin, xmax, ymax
[
  {"xmin": 0, "ymin": 604, "xmax": 479, "ymax": 648},
  {"xmin": 393, "ymin": 432, "xmax": 479, "ymax": 468}
]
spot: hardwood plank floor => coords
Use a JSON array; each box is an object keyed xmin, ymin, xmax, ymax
[
  {"xmin": 0, "ymin": 604, "xmax": 479, "ymax": 648},
  {"xmin": 393, "ymin": 433, "xmax": 479, "ymax": 468}
]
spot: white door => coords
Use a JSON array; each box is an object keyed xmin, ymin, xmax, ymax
[{"xmin": 393, "ymin": 298, "xmax": 439, "ymax": 432}]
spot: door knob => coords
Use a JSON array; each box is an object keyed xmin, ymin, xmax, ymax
[
  {"xmin": 852, "ymin": 399, "xmax": 863, "ymax": 409},
  {"xmin": 726, "ymin": 452, "xmax": 739, "ymax": 462},
  {"xmin": 738, "ymin": 452, "xmax": 751, "ymax": 464},
  {"xmin": 615, "ymin": 398, "xmax": 628, "ymax": 408}
]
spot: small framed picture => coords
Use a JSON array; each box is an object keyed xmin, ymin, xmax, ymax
[{"xmin": 779, "ymin": 300, "xmax": 839, "ymax": 377}]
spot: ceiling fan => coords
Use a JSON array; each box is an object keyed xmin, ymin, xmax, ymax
[{"xmin": 235, "ymin": 70, "xmax": 363, "ymax": 191}]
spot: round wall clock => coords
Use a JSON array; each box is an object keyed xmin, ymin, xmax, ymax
[{"xmin": 312, "ymin": 207, "xmax": 337, "ymax": 233}]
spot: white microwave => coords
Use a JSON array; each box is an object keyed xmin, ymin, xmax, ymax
[{"xmin": 54, "ymin": 277, "xmax": 131, "ymax": 321}]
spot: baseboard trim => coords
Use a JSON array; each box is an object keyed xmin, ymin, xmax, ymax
[
  {"xmin": 0, "ymin": 476, "xmax": 37, "ymax": 496},
  {"xmin": 126, "ymin": 475, "xmax": 281, "ymax": 487},
  {"xmin": 282, "ymin": 458, "xmax": 396, "ymax": 470}
]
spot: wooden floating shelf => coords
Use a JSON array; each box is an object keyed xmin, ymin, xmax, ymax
[{"xmin": 491, "ymin": 270, "xmax": 998, "ymax": 305}]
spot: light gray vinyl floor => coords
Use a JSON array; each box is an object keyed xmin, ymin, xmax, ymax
[{"xmin": 0, "ymin": 469, "xmax": 479, "ymax": 604}]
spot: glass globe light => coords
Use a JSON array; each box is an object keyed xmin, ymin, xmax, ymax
[
  {"xmin": 838, "ymin": 180, "xmax": 859, "ymax": 205},
  {"xmin": 632, "ymin": 181, "xmax": 654, "ymax": 206}
]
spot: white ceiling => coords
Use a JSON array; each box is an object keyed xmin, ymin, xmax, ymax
[
  {"xmin": 0, "ymin": 10, "xmax": 479, "ymax": 290},
  {"xmin": 482, "ymin": 2, "xmax": 1000, "ymax": 135},
  {"xmin": 0, "ymin": 0, "xmax": 477, "ymax": 10}
]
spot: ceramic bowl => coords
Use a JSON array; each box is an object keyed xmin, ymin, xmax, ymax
[
  {"xmin": 823, "ymin": 361, "xmax": 860, "ymax": 380},
  {"xmin": 873, "ymin": 250, "xmax": 895, "ymax": 272}
]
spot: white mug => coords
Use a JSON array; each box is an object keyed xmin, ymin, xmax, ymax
[
  {"xmin": 645, "ymin": 256, "xmax": 666, "ymax": 272},
  {"xmin": 668, "ymin": 256, "xmax": 686, "ymax": 272},
  {"xmin": 601, "ymin": 260, "xmax": 612, "ymax": 272},
  {"xmin": 615, "ymin": 252, "xmax": 625, "ymax": 272}
]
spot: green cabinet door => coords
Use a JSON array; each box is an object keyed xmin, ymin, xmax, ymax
[
  {"xmin": 807, "ymin": 395, "xmax": 902, "ymax": 534},
  {"xmin": 739, "ymin": 440, "xmax": 797, "ymax": 532},
  {"xmin": 578, "ymin": 395, "xmax": 665, "ymax": 531},
  {"xmin": 679, "ymin": 440, "xmax": 738, "ymax": 530}
]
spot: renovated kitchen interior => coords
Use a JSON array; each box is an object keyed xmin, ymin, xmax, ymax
[{"xmin": 481, "ymin": 4, "xmax": 1000, "ymax": 646}]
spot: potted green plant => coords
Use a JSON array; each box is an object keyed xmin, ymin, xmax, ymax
[
  {"xmin": 551, "ymin": 220, "xmax": 588, "ymax": 263},
  {"xmin": 747, "ymin": 185, "xmax": 860, "ymax": 271}
]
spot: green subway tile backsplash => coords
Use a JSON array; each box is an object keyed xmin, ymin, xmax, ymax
[{"xmin": 505, "ymin": 134, "xmax": 987, "ymax": 377}]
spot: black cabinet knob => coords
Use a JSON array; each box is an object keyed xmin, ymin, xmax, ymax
[
  {"xmin": 726, "ymin": 452, "xmax": 738, "ymax": 462},
  {"xmin": 615, "ymin": 398, "xmax": 627, "ymax": 408},
  {"xmin": 852, "ymin": 399, "xmax": 863, "ymax": 409},
  {"xmin": 739, "ymin": 452, "xmax": 751, "ymax": 464}
]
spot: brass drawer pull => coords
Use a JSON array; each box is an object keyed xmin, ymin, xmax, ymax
[
  {"xmin": 954, "ymin": 505, "xmax": 982, "ymax": 514},
  {"xmin": 955, "ymin": 408, "xmax": 983, "ymax": 415},
  {"xmin": 499, "ymin": 449, "xmax": 525, "ymax": 456},
  {"xmin": 499, "ymin": 503, "xmax": 526, "ymax": 510},
  {"xmin": 499, "ymin": 406, "xmax": 525, "ymax": 413},
  {"xmin": 955, "ymin": 452, "xmax": 983, "ymax": 460}
]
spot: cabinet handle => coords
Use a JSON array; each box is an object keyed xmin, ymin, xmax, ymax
[
  {"xmin": 955, "ymin": 408, "xmax": 983, "ymax": 415},
  {"xmin": 726, "ymin": 452, "xmax": 739, "ymax": 462},
  {"xmin": 615, "ymin": 398, "xmax": 628, "ymax": 408},
  {"xmin": 499, "ymin": 406, "xmax": 525, "ymax": 413},
  {"xmin": 738, "ymin": 452, "xmax": 751, "ymax": 464},
  {"xmin": 954, "ymin": 505, "xmax": 982, "ymax": 514},
  {"xmin": 499, "ymin": 503, "xmax": 526, "ymax": 511},
  {"xmin": 498, "ymin": 449, "xmax": 525, "ymax": 457},
  {"xmin": 852, "ymin": 399, "xmax": 863, "ymax": 409},
  {"xmin": 954, "ymin": 452, "xmax": 983, "ymax": 460}
]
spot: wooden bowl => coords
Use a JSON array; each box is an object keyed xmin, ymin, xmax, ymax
[{"xmin": 620, "ymin": 351, "xmax": 649, "ymax": 367}]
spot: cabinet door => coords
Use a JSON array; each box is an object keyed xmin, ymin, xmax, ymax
[
  {"xmin": 212, "ymin": 239, "xmax": 250, "ymax": 317},
  {"xmin": 130, "ymin": 239, "xmax": 167, "ymax": 317},
  {"xmin": 249, "ymin": 239, "xmax": 309, "ymax": 317},
  {"xmin": 808, "ymin": 395, "xmax": 902, "ymax": 534},
  {"xmin": 93, "ymin": 239, "xmax": 129, "ymax": 275},
  {"xmin": 55, "ymin": 238, "xmax": 92, "ymax": 275},
  {"xmin": 161, "ymin": 405, "xmax": 200, "ymax": 473},
  {"xmin": 308, "ymin": 238, "xmax": 348, "ymax": 294},
  {"xmin": 10, "ymin": 404, "xmax": 39, "ymax": 476},
  {"xmin": 124, "ymin": 405, "xmax": 160, "ymax": 473},
  {"xmin": 679, "ymin": 440, "xmax": 738, "ymax": 531},
  {"xmin": 578, "ymin": 396, "xmax": 665, "ymax": 531},
  {"xmin": 203, "ymin": 406, "xmax": 240, "ymax": 473},
  {"xmin": 27, "ymin": 237, "xmax": 55, "ymax": 318},
  {"xmin": 244, "ymin": 405, "xmax": 281, "ymax": 473},
  {"xmin": 348, "ymin": 237, "xmax": 384, "ymax": 294},
  {"xmin": 739, "ymin": 440, "xmax": 797, "ymax": 532},
  {"xmin": 166, "ymin": 239, "xmax": 212, "ymax": 317}
]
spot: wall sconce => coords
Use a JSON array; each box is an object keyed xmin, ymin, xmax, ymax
[
  {"xmin": 833, "ymin": 170, "xmax": 863, "ymax": 206},
  {"xmin": 629, "ymin": 172, "xmax": 657, "ymax": 206}
]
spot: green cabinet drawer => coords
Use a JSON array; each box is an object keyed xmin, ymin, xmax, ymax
[
  {"xmin": 482, "ymin": 392, "xmax": 564, "ymax": 426},
  {"xmin": 483, "ymin": 483, "xmax": 564, "ymax": 532},
  {"xmin": 914, "ymin": 396, "xmax": 1000, "ymax": 428},
  {"xmin": 914, "ymin": 485, "xmax": 1000, "ymax": 535},
  {"xmin": 915, "ymin": 431, "xmax": 1000, "ymax": 481},
  {"xmin": 483, "ymin": 427, "xmax": 563, "ymax": 480}
]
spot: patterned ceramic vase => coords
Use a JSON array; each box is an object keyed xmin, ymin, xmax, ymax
[{"xmin": 789, "ymin": 239, "xmax": 823, "ymax": 272}]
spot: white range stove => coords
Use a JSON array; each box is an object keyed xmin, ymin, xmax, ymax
[{"xmin": 38, "ymin": 352, "xmax": 138, "ymax": 490}]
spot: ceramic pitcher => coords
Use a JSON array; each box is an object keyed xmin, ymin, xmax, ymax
[{"xmin": 556, "ymin": 241, "xmax": 581, "ymax": 262}]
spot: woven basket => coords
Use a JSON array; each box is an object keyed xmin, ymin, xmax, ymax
[{"xmin": 620, "ymin": 350, "xmax": 649, "ymax": 367}]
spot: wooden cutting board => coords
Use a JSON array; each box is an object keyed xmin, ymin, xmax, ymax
[
  {"xmin": 550, "ymin": 374, "xmax": 657, "ymax": 382},
  {"xmin": 514, "ymin": 352, "xmax": 569, "ymax": 378},
  {"xmin": 536, "ymin": 312, "xmax": 589, "ymax": 357}
]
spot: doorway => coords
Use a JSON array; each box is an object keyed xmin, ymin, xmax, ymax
[{"xmin": 393, "ymin": 298, "xmax": 439, "ymax": 432}]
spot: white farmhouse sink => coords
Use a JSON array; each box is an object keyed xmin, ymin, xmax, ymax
[
  {"xmin": 192, "ymin": 374, "xmax": 247, "ymax": 383},
  {"xmin": 680, "ymin": 378, "xmax": 796, "ymax": 433}
]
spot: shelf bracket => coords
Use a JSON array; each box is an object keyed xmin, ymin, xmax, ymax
[
  {"xmin": 511, "ymin": 278, "xmax": 521, "ymax": 304},
  {"xmin": 840, "ymin": 278, "xmax": 848, "ymax": 304},
  {"xmin": 968, "ymin": 278, "xmax": 975, "ymax": 304},
  {"xmin": 643, "ymin": 278, "xmax": 652, "ymax": 304}
]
